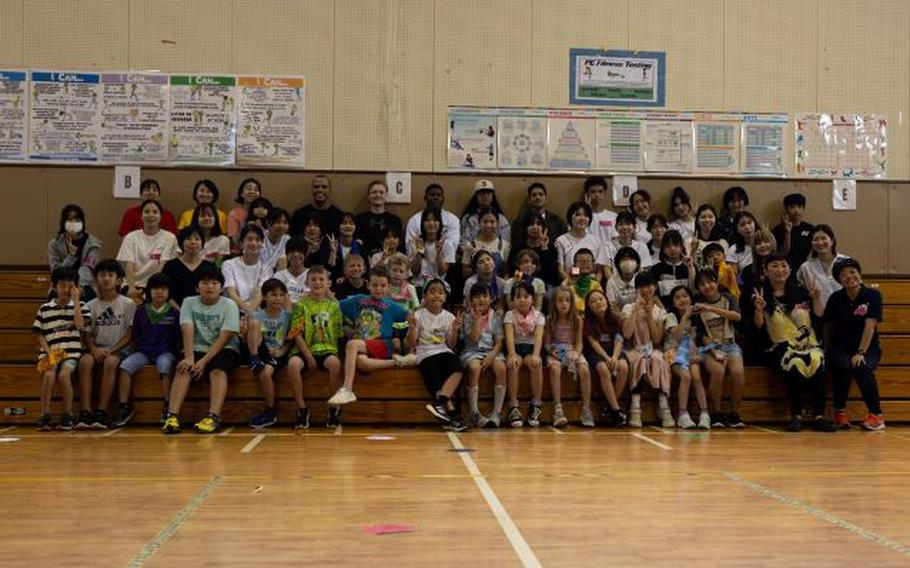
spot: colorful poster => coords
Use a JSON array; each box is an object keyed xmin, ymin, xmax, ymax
[
  {"xmin": 237, "ymin": 75, "xmax": 305, "ymax": 167},
  {"xmin": 29, "ymin": 71, "xmax": 102, "ymax": 162},
  {"xmin": 447, "ymin": 107, "xmax": 497, "ymax": 169},
  {"xmin": 643, "ymin": 119, "xmax": 693, "ymax": 172},
  {"xmin": 168, "ymin": 75, "xmax": 237, "ymax": 166},
  {"xmin": 100, "ymin": 73, "xmax": 169, "ymax": 163},
  {"xmin": 741, "ymin": 116, "xmax": 785, "ymax": 175},
  {"xmin": 694, "ymin": 121, "xmax": 740, "ymax": 173},
  {"xmin": 0, "ymin": 71, "xmax": 28, "ymax": 162},
  {"xmin": 569, "ymin": 49, "xmax": 666, "ymax": 107},
  {"xmin": 796, "ymin": 113, "xmax": 887, "ymax": 178},
  {"xmin": 595, "ymin": 113, "xmax": 644, "ymax": 171},
  {"xmin": 497, "ymin": 111, "xmax": 547, "ymax": 169},
  {"xmin": 548, "ymin": 114, "xmax": 595, "ymax": 170}
]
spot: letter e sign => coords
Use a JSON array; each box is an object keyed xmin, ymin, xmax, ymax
[{"xmin": 832, "ymin": 179, "xmax": 856, "ymax": 211}]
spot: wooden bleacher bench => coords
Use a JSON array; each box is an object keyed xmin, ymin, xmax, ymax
[{"xmin": 0, "ymin": 269, "xmax": 907, "ymax": 425}]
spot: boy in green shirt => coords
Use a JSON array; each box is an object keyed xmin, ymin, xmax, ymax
[{"xmin": 287, "ymin": 265, "xmax": 345, "ymax": 427}]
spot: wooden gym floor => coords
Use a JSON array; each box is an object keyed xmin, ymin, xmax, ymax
[{"xmin": 2, "ymin": 425, "xmax": 910, "ymax": 567}]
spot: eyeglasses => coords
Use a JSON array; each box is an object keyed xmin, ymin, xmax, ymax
[{"xmin": 313, "ymin": 185, "xmax": 329, "ymax": 189}]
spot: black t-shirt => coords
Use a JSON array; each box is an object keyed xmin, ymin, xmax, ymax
[
  {"xmin": 354, "ymin": 211, "xmax": 402, "ymax": 256},
  {"xmin": 162, "ymin": 258, "xmax": 218, "ymax": 306},
  {"xmin": 772, "ymin": 221, "xmax": 815, "ymax": 269},
  {"xmin": 650, "ymin": 261, "xmax": 690, "ymax": 305},
  {"xmin": 290, "ymin": 204, "xmax": 344, "ymax": 238},
  {"xmin": 823, "ymin": 286, "xmax": 882, "ymax": 353},
  {"xmin": 334, "ymin": 278, "xmax": 368, "ymax": 300}
]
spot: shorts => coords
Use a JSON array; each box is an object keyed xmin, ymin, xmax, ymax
[
  {"xmin": 255, "ymin": 344, "xmax": 289, "ymax": 371},
  {"xmin": 191, "ymin": 349, "xmax": 240, "ymax": 381},
  {"xmin": 364, "ymin": 339, "xmax": 392, "ymax": 360},
  {"xmin": 698, "ymin": 341, "xmax": 743, "ymax": 360},
  {"xmin": 392, "ymin": 325, "xmax": 409, "ymax": 343},
  {"xmin": 514, "ymin": 343, "xmax": 535, "ymax": 358},
  {"xmin": 417, "ymin": 352, "xmax": 462, "ymax": 395},
  {"xmin": 120, "ymin": 351, "xmax": 177, "ymax": 376},
  {"xmin": 294, "ymin": 352, "xmax": 337, "ymax": 371},
  {"xmin": 459, "ymin": 349, "xmax": 505, "ymax": 366},
  {"xmin": 670, "ymin": 338, "xmax": 699, "ymax": 371}
]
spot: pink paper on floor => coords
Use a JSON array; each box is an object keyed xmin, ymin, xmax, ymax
[{"xmin": 363, "ymin": 523, "xmax": 417, "ymax": 535}]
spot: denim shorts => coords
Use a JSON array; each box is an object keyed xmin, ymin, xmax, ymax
[
  {"xmin": 698, "ymin": 341, "xmax": 743, "ymax": 360},
  {"xmin": 120, "ymin": 351, "xmax": 177, "ymax": 376}
]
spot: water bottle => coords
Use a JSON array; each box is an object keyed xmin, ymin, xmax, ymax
[{"xmin": 3, "ymin": 407, "xmax": 26, "ymax": 416}]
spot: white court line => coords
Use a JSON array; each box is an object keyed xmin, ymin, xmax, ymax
[
  {"xmin": 0, "ymin": 426, "xmax": 17, "ymax": 433},
  {"xmin": 650, "ymin": 426, "xmax": 672, "ymax": 434},
  {"xmin": 631, "ymin": 432, "xmax": 673, "ymax": 450},
  {"xmin": 751, "ymin": 425, "xmax": 780, "ymax": 434},
  {"xmin": 240, "ymin": 434, "xmax": 266, "ymax": 454},
  {"xmin": 447, "ymin": 432, "xmax": 542, "ymax": 568},
  {"xmin": 884, "ymin": 432, "xmax": 910, "ymax": 442},
  {"xmin": 547, "ymin": 426, "xmax": 564, "ymax": 434},
  {"xmin": 218, "ymin": 426, "xmax": 235, "ymax": 436},
  {"xmin": 100, "ymin": 429, "xmax": 119, "ymax": 437}
]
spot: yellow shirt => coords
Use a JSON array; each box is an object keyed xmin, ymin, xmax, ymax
[{"xmin": 178, "ymin": 208, "xmax": 228, "ymax": 233}]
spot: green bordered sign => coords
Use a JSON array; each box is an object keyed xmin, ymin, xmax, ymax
[{"xmin": 569, "ymin": 49, "xmax": 665, "ymax": 107}]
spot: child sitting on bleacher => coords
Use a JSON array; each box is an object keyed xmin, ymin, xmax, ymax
[
  {"xmin": 272, "ymin": 239, "xmax": 309, "ymax": 306},
  {"xmin": 334, "ymin": 254, "xmax": 368, "ymax": 300},
  {"xmin": 503, "ymin": 249, "xmax": 546, "ymax": 310},
  {"xmin": 247, "ymin": 279, "xmax": 295, "ymax": 430},
  {"xmin": 387, "ymin": 253, "xmax": 420, "ymax": 358}
]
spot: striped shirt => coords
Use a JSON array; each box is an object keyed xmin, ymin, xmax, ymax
[{"xmin": 31, "ymin": 300, "xmax": 90, "ymax": 361}]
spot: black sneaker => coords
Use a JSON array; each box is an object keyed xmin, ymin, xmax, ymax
[
  {"xmin": 726, "ymin": 412, "xmax": 746, "ymax": 429},
  {"xmin": 445, "ymin": 414, "xmax": 469, "ymax": 432},
  {"xmin": 160, "ymin": 403, "xmax": 170, "ymax": 425},
  {"xmin": 811, "ymin": 416, "xmax": 837, "ymax": 432},
  {"xmin": 508, "ymin": 406, "xmax": 523, "ymax": 428},
  {"xmin": 426, "ymin": 400, "xmax": 454, "ymax": 426},
  {"xmin": 711, "ymin": 413, "xmax": 728, "ymax": 428},
  {"xmin": 111, "ymin": 403, "xmax": 134, "ymax": 428},
  {"xmin": 36, "ymin": 413, "xmax": 53, "ymax": 431},
  {"xmin": 58, "ymin": 413, "xmax": 75, "ymax": 431},
  {"xmin": 527, "ymin": 404, "xmax": 542, "ymax": 427},
  {"xmin": 75, "ymin": 410, "xmax": 94, "ymax": 429},
  {"xmin": 293, "ymin": 408, "xmax": 310, "ymax": 430},
  {"xmin": 602, "ymin": 409, "xmax": 627, "ymax": 428},
  {"xmin": 326, "ymin": 406, "xmax": 342, "ymax": 428},
  {"xmin": 785, "ymin": 415, "xmax": 803, "ymax": 432},
  {"xmin": 91, "ymin": 409, "xmax": 109, "ymax": 429}
]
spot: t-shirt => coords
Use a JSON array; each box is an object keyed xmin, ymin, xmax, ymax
[
  {"xmin": 290, "ymin": 296, "xmax": 343, "ymax": 356},
  {"xmin": 463, "ymin": 275, "xmax": 507, "ymax": 308},
  {"xmin": 823, "ymin": 286, "xmax": 882, "ymax": 353},
  {"xmin": 406, "ymin": 238, "xmax": 456, "ymax": 288},
  {"xmin": 273, "ymin": 268, "xmax": 310, "ymax": 304},
  {"xmin": 414, "ymin": 308, "xmax": 455, "ymax": 363},
  {"xmin": 773, "ymin": 221, "xmax": 815, "ymax": 268},
  {"xmin": 117, "ymin": 229, "xmax": 179, "ymax": 287},
  {"xmin": 119, "ymin": 205, "xmax": 178, "ymax": 236},
  {"xmin": 85, "ymin": 295, "xmax": 136, "ymax": 349},
  {"xmin": 252, "ymin": 307, "xmax": 290, "ymax": 352},
  {"xmin": 589, "ymin": 209, "xmax": 618, "ymax": 245},
  {"xmin": 390, "ymin": 282, "xmax": 420, "ymax": 319},
  {"xmin": 354, "ymin": 211, "xmax": 403, "ymax": 256},
  {"xmin": 583, "ymin": 315, "xmax": 620, "ymax": 356},
  {"xmin": 179, "ymin": 296, "xmax": 241, "ymax": 353},
  {"xmin": 201, "ymin": 235, "xmax": 230, "ymax": 264},
  {"xmin": 339, "ymin": 295, "xmax": 408, "ymax": 342},
  {"xmin": 503, "ymin": 276, "xmax": 546, "ymax": 307},
  {"xmin": 605, "ymin": 274, "xmax": 638, "ymax": 311},
  {"xmin": 634, "ymin": 217, "xmax": 650, "ymax": 244},
  {"xmin": 668, "ymin": 218, "xmax": 696, "ymax": 243},
  {"xmin": 334, "ymin": 279, "xmax": 368, "ymax": 300},
  {"xmin": 694, "ymin": 292, "xmax": 739, "ymax": 343},
  {"xmin": 178, "ymin": 208, "xmax": 228, "ymax": 232},
  {"xmin": 547, "ymin": 318, "xmax": 575, "ymax": 347},
  {"xmin": 504, "ymin": 308, "xmax": 545, "ymax": 346},
  {"xmin": 726, "ymin": 245, "xmax": 753, "ymax": 273},
  {"xmin": 162, "ymin": 258, "xmax": 218, "ymax": 307},
  {"xmin": 603, "ymin": 238, "xmax": 654, "ymax": 270},
  {"xmin": 555, "ymin": 232, "xmax": 606, "ymax": 269},
  {"xmin": 260, "ymin": 234, "xmax": 290, "ymax": 270},
  {"xmin": 290, "ymin": 204, "xmax": 344, "ymax": 238},
  {"xmin": 222, "ymin": 257, "xmax": 274, "ymax": 305},
  {"xmin": 797, "ymin": 255, "xmax": 848, "ymax": 308},
  {"xmin": 32, "ymin": 299, "xmax": 91, "ymax": 361},
  {"xmin": 462, "ymin": 310, "xmax": 503, "ymax": 354},
  {"xmin": 650, "ymin": 261, "xmax": 690, "ymax": 302},
  {"xmin": 131, "ymin": 304, "xmax": 180, "ymax": 359},
  {"xmin": 405, "ymin": 209, "xmax": 461, "ymax": 253}
]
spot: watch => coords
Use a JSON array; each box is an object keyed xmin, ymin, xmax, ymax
[{"xmin": 856, "ymin": 348, "xmax": 866, "ymax": 356}]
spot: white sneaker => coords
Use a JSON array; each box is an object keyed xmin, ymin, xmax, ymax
[
  {"xmin": 487, "ymin": 411, "xmax": 501, "ymax": 428},
  {"xmin": 394, "ymin": 353, "xmax": 416, "ymax": 367},
  {"xmin": 469, "ymin": 412, "xmax": 489, "ymax": 428},
  {"xmin": 327, "ymin": 387, "xmax": 357, "ymax": 406},
  {"xmin": 552, "ymin": 405, "xmax": 568, "ymax": 428},
  {"xmin": 628, "ymin": 409, "xmax": 642, "ymax": 428},
  {"xmin": 677, "ymin": 411, "xmax": 696, "ymax": 430},
  {"xmin": 580, "ymin": 407, "xmax": 595, "ymax": 428},
  {"xmin": 697, "ymin": 411, "xmax": 711, "ymax": 430},
  {"xmin": 659, "ymin": 408, "xmax": 676, "ymax": 428}
]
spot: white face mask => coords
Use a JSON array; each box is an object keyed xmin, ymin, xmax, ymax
[
  {"xmin": 619, "ymin": 259, "xmax": 637, "ymax": 274},
  {"xmin": 65, "ymin": 221, "xmax": 83, "ymax": 234}
]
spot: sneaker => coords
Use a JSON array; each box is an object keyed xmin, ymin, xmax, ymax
[
  {"xmin": 487, "ymin": 411, "xmax": 501, "ymax": 428},
  {"xmin": 160, "ymin": 403, "xmax": 170, "ymax": 425},
  {"xmin": 326, "ymin": 406, "xmax": 342, "ymax": 428},
  {"xmin": 293, "ymin": 408, "xmax": 310, "ymax": 430},
  {"xmin": 249, "ymin": 407, "xmax": 278, "ymax": 429},
  {"xmin": 91, "ymin": 409, "xmax": 109, "ymax": 429},
  {"xmin": 527, "ymin": 404, "xmax": 542, "ymax": 428},
  {"xmin": 111, "ymin": 403, "xmax": 134, "ymax": 428},
  {"xmin": 677, "ymin": 411, "xmax": 696, "ymax": 430},
  {"xmin": 659, "ymin": 408, "xmax": 676, "ymax": 428},
  {"xmin": 162, "ymin": 414, "xmax": 181, "ymax": 434},
  {"xmin": 552, "ymin": 405, "xmax": 568, "ymax": 428},
  {"xmin": 393, "ymin": 353, "xmax": 417, "ymax": 367},
  {"xmin": 628, "ymin": 408, "xmax": 642, "ymax": 428},
  {"xmin": 469, "ymin": 412, "xmax": 489, "ymax": 429},
  {"xmin": 862, "ymin": 413, "xmax": 886, "ymax": 431},
  {"xmin": 249, "ymin": 356, "xmax": 265, "ymax": 375},
  {"xmin": 425, "ymin": 400, "xmax": 454, "ymax": 426},
  {"xmin": 785, "ymin": 415, "xmax": 803, "ymax": 432},
  {"xmin": 36, "ymin": 413, "xmax": 53, "ymax": 431},
  {"xmin": 726, "ymin": 413, "xmax": 745, "ymax": 429},
  {"xmin": 445, "ymin": 414, "xmax": 469, "ymax": 432},
  {"xmin": 711, "ymin": 413, "xmax": 728, "ymax": 428},
  {"xmin": 580, "ymin": 407, "xmax": 595, "ymax": 428},
  {"xmin": 834, "ymin": 410, "xmax": 852, "ymax": 430},
  {"xmin": 58, "ymin": 413, "xmax": 75, "ymax": 431},
  {"xmin": 75, "ymin": 410, "xmax": 94, "ymax": 429},
  {"xmin": 811, "ymin": 416, "xmax": 837, "ymax": 432},
  {"xmin": 194, "ymin": 413, "xmax": 221, "ymax": 434},
  {"xmin": 697, "ymin": 411, "xmax": 711, "ymax": 430},
  {"xmin": 508, "ymin": 406, "xmax": 523, "ymax": 428},
  {"xmin": 327, "ymin": 387, "xmax": 357, "ymax": 406}
]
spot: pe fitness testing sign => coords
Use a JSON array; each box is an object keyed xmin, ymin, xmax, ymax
[{"xmin": 569, "ymin": 49, "xmax": 666, "ymax": 107}]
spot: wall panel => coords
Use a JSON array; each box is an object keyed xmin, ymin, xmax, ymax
[
  {"xmin": 0, "ymin": 0, "xmax": 24, "ymax": 67},
  {"xmin": 129, "ymin": 0, "xmax": 233, "ymax": 73},
  {"xmin": 24, "ymin": 0, "xmax": 129, "ymax": 69}
]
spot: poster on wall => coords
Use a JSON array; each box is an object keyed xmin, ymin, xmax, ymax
[
  {"xmin": 168, "ymin": 74, "xmax": 237, "ymax": 166},
  {"xmin": 795, "ymin": 113, "xmax": 887, "ymax": 178},
  {"xmin": 447, "ymin": 107, "xmax": 497, "ymax": 169},
  {"xmin": 569, "ymin": 49, "xmax": 666, "ymax": 107},
  {"xmin": 741, "ymin": 115, "xmax": 786, "ymax": 175},
  {"xmin": 694, "ymin": 117, "xmax": 740, "ymax": 173},
  {"xmin": 0, "ymin": 71, "xmax": 28, "ymax": 162},
  {"xmin": 548, "ymin": 113, "xmax": 595, "ymax": 170},
  {"xmin": 595, "ymin": 113, "xmax": 644, "ymax": 171},
  {"xmin": 643, "ymin": 117, "xmax": 693, "ymax": 172},
  {"xmin": 497, "ymin": 110, "xmax": 547, "ymax": 170},
  {"xmin": 29, "ymin": 71, "xmax": 102, "ymax": 163},
  {"xmin": 100, "ymin": 73, "xmax": 169, "ymax": 163},
  {"xmin": 236, "ymin": 75, "xmax": 306, "ymax": 167}
]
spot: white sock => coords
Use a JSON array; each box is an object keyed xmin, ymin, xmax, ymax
[
  {"xmin": 492, "ymin": 385, "xmax": 506, "ymax": 414},
  {"xmin": 631, "ymin": 394, "xmax": 641, "ymax": 411},
  {"xmin": 467, "ymin": 386, "xmax": 479, "ymax": 415},
  {"xmin": 658, "ymin": 393, "xmax": 669, "ymax": 412}
]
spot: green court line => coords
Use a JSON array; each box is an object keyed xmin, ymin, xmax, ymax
[{"xmin": 125, "ymin": 475, "xmax": 224, "ymax": 568}]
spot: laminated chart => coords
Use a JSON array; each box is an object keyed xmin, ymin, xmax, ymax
[
  {"xmin": 100, "ymin": 73, "xmax": 169, "ymax": 163},
  {"xmin": 0, "ymin": 71, "xmax": 27, "ymax": 162},
  {"xmin": 548, "ymin": 114, "xmax": 595, "ymax": 170},
  {"xmin": 497, "ymin": 111, "xmax": 547, "ymax": 169},
  {"xmin": 29, "ymin": 71, "xmax": 102, "ymax": 162},
  {"xmin": 643, "ymin": 117, "xmax": 693, "ymax": 172},
  {"xmin": 447, "ymin": 107, "xmax": 497, "ymax": 169},
  {"xmin": 694, "ymin": 117, "xmax": 740, "ymax": 173},
  {"xmin": 236, "ymin": 76, "xmax": 306, "ymax": 167},
  {"xmin": 796, "ymin": 113, "xmax": 887, "ymax": 178},
  {"xmin": 741, "ymin": 115, "xmax": 786, "ymax": 175},
  {"xmin": 169, "ymin": 75, "xmax": 237, "ymax": 166},
  {"xmin": 595, "ymin": 113, "xmax": 644, "ymax": 171}
]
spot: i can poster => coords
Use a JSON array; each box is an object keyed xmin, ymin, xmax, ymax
[
  {"xmin": 100, "ymin": 72, "xmax": 169, "ymax": 163},
  {"xmin": 0, "ymin": 71, "xmax": 28, "ymax": 162},
  {"xmin": 29, "ymin": 71, "xmax": 102, "ymax": 162},
  {"xmin": 236, "ymin": 75, "xmax": 305, "ymax": 167},
  {"xmin": 168, "ymin": 75, "xmax": 237, "ymax": 166}
]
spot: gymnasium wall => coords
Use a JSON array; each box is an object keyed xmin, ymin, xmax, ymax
[{"xmin": 0, "ymin": 0, "xmax": 907, "ymax": 271}]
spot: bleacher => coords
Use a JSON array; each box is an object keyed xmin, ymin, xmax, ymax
[{"xmin": 2, "ymin": 268, "xmax": 908, "ymax": 425}]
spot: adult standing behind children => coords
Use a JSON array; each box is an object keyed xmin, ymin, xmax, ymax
[
  {"xmin": 404, "ymin": 183, "xmax": 460, "ymax": 253},
  {"xmin": 177, "ymin": 179, "xmax": 227, "ymax": 232},
  {"xmin": 162, "ymin": 227, "xmax": 217, "ymax": 307},
  {"xmin": 583, "ymin": 176, "xmax": 618, "ymax": 245},
  {"xmin": 460, "ymin": 179, "xmax": 511, "ymax": 245},
  {"xmin": 291, "ymin": 175, "xmax": 345, "ymax": 237},
  {"xmin": 117, "ymin": 179, "xmax": 178, "ymax": 236},
  {"xmin": 510, "ymin": 182, "xmax": 567, "ymax": 255},
  {"xmin": 227, "ymin": 178, "xmax": 262, "ymax": 252},
  {"xmin": 117, "ymin": 200, "xmax": 179, "ymax": 303},
  {"xmin": 48, "ymin": 204, "xmax": 101, "ymax": 301},
  {"xmin": 355, "ymin": 180, "xmax": 403, "ymax": 258}
]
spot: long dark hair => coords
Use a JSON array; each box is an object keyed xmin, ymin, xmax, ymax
[
  {"xmin": 462, "ymin": 190, "xmax": 504, "ymax": 218},
  {"xmin": 191, "ymin": 203, "xmax": 223, "ymax": 237},
  {"xmin": 419, "ymin": 207, "xmax": 444, "ymax": 242},
  {"xmin": 730, "ymin": 211, "xmax": 758, "ymax": 253},
  {"xmin": 58, "ymin": 204, "xmax": 86, "ymax": 235},
  {"xmin": 695, "ymin": 204, "xmax": 723, "ymax": 241}
]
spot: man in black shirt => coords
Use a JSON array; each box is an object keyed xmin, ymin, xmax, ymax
[
  {"xmin": 772, "ymin": 193, "xmax": 814, "ymax": 269},
  {"xmin": 510, "ymin": 182, "xmax": 567, "ymax": 256},
  {"xmin": 291, "ymin": 175, "xmax": 345, "ymax": 237},
  {"xmin": 355, "ymin": 180, "xmax": 402, "ymax": 257}
]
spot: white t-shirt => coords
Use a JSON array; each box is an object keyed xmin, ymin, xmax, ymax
[
  {"xmin": 504, "ymin": 309, "xmax": 545, "ymax": 346},
  {"xmin": 273, "ymin": 268, "xmax": 310, "ymax": 304},
  {"xmin": 668, "ymin": 218, "xmax": 696, "ymax": 243},
  {"xmin": 405, "ymin": 209, "xmax": 461, "ymax": 252},
  {"xmin": 222, "ymin": 257, "xmax": 274, "ymax": 304},
  {"xmin": 414, "ymin": 308, "xmax": 455, "ymax": 364},
  {"xmin": 555, "ymin": 232, "xmax": 606, "ymax": 269},
  {"xmin": 725, "ymin": 246, "xmax": 753, "ymax": 273},
  {"xmin": 86, "ymin": 295, "xmax": 136, "ymax": 348},
  {"xmin": 606, "ymin": 274, "xmax": 638, "ymax": 311},
  {"xmin": 603, "ymin": 238, "xmax": 654, "ymax": 270},
  {"xmin": 202, "ymin": 235, "xmax": 230, "ymax": 263},
  {"xmin": 797, "ymin": 254, "xmax": 848, "ymax": 307},
  {"xmin": 260, "ymin": 234, "xmax": 290, "ymax": 270},
  {"xmin": 117, "ymin": 229, "xmax": 179, "ymax": 287},
  {"xmin": 589, "ymin": 209, "xmax": 618, "ymax": 245},
  {"xmin": 406, "ymin": 238, "xmax": 456, "ymax": 288},
  {"xmin": 634, "ymin": 217, "xmax": 650, "ymax": 244}
]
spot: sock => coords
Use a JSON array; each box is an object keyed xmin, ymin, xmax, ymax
[
  {"xmin": 631, "ymin": 394, "xmax": 641, "ymax": 411},
  {"xmin": 678, "ymin": 409, "xmax": 690, "ymax": 420},
  {"xmin": 700, "ymin": 409, "xmax": 710, "ymax": 418},
  {"xmin": 658, "ymin": 393, "xmax": 669, "ymax": 412},
  {"xmin": 531, "ymin": 398, "xmax": 542, "ymax": 407},
  {"xmin": 436, "ymin": 394, "xmax": 450, "ymax": 408},
  {"xmin": 493, "ymin": 385, "xmax": 506, "ymax": 414},
  {"xmin": 467, "ymin": 386, "xmax": 480, "ymax": 414}
]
